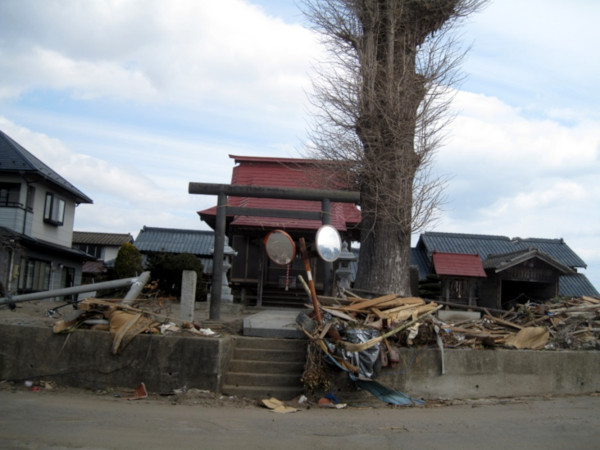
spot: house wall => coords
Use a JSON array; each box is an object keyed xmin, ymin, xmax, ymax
[
  {"xmin": 29, "ymin": 184, "xmax": 75, "ymax": 248},
  {"xmin": 103, "ymin": 245, "xmax": 120, "ymax": 262}
]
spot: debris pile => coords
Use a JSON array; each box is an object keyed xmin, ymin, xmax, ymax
[
  {"xmin": 52, "ymin": 298, "xmax": 217, "ymax": 354},
  {"xmin": 304, "ymin": 294, "xmax": 600, "ymax": 355},
  {"xmin": 299, "ymin": 294, "xmax": 600, "ymax": 398}
]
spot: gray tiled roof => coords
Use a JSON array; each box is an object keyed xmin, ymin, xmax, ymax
[
  {"xmin": 559, "ymin": 273, "xmax": 599, "ymax": 297},
  {"xmin": 418, "ymin": 232, "xmax": 586, "ymax": 269},
  {"xmin": 73, "ymin": 231, "xmax": 133, "ymax": 246},
  {"xmin": 482, "ymin": 248, "xmax": 573, "ymax": 274},
  {"xmin": 134, "ymin": 226, "xmax": 215, "ymax": 256},
  {"xmin": 0, "ymin": 129, "xmax": 93, "ymax": 204}
]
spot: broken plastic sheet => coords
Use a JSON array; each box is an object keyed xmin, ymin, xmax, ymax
[
  {"xmin": 324, "ymin": 351, "xmax": 424, "ymax": 406},
  {"xmin": 341, "ymin": 328, "xmax": 381, "ymax": 379}
]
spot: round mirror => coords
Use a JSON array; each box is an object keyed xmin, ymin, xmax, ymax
[
  {"xmin": 316, "ymin": 224, "xmax": 342, "ymax": 262},
  {"xmin": 264, "ymin": 229, "xmax": 296, "ymax": 265}
]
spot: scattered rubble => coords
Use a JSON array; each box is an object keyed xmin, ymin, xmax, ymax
[{"xmin": 51, "ymin": 298, "xmax": 219, "ymax": 354}]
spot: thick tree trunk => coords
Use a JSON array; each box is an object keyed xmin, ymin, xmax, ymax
[{"xmin": 355, "ymin": 208, "xmax": 412, "ymax": 295}]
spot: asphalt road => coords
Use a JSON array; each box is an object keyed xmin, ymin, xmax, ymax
[{"xmin": 0, "ymin": 389, "xmax": 598, "ymax": 450}]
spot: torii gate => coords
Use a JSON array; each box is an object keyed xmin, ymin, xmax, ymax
[{"xmin": 188, "ymin": 182, "xmax": 360, "ymax": 320}]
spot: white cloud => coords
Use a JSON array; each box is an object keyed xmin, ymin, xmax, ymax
[{"xmin": 0, "ymin": 0, "xmax": 320, "ymax": 115}]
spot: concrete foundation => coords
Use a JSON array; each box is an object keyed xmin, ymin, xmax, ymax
[
  {"xmin": 378, "ymin": 347, "xmax": 600, "ymax": 399},
  {"xmin": 0, "ymin": 324, "xmax": 232, "ymax": 394},
  {"xmin": 1, "ymin": 324, "xmax": 598, "ymax": 399}
]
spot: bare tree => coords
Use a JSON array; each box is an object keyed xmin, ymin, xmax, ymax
[{"xmin": 303, "ymin": 0, "xmax": 487, "ymax": 295}]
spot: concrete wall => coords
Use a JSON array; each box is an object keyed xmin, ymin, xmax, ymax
[
  {"xmin": 1, "ymin": 324, "xmax": 598, "ymax": 399},
  {"xmin": 378, "ymin": 348, "xmax": 600, "ymax": 399},
  {"xmin": 0, "ymin": 324, "xmax": 233, "ymax": 394}
]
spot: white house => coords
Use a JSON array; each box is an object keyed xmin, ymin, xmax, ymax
[{"xmin": 0, "ymin": 129, "xmax": 93, "ymax": 296}]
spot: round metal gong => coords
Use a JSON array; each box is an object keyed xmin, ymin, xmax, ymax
[{"xmin": 264, "ymin": 229, "xmax": 296, "ymax": 265}]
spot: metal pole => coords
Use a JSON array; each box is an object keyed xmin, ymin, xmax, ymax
[
  {"xmin": 0, "ymin": 272, "xmax": 151, "ymax": 306},
  {"xmin": 210, "ymin": 191, "xmax": 226, "ymax": 320},
  {"xmin": 122, "ymin": 271, "xmax": 151, "ymax": 305}
]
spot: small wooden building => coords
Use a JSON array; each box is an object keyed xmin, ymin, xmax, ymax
[{"xmin": 431, "ymin": 252, "xmax": 486, "ymax": 306}]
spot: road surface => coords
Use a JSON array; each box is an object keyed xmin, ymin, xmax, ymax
[{"xmin": 0, "ymin": 388, "xmax": 598, "ymax": 449}]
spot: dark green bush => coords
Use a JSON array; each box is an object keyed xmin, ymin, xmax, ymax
[{"xmin": 146, "ymin": 253, "xmax": 206, "ymax": 300}]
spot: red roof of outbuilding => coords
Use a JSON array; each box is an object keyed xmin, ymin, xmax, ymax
[
  {"xmin": 199, "ymin": 155, "xmax": 361, "ymax": 232},
  {"xmin": 432, "ymin": 252, "xmax": 487, "ymax": 278}
]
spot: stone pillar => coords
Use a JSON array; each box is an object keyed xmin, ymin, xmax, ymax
[
  {"xmin": 180, "ymin": 270, "xmax": 197, "ymax": 323},
  {"xmin": 208, "ymin": 243, "xmax": 236, "ymax": 306}
]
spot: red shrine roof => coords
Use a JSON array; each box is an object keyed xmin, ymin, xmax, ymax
[
  {"xmin": 432, "ymin": 252, "xmax": 487, "ymax": 278},
  {"xmin": 198, "ymin": 155, "xmax": 361, "ymax": 233}
]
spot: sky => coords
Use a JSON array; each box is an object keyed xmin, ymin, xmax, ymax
[{"xmin": 1, "ymin": 0, "xmax": 599, "ymax": 290}]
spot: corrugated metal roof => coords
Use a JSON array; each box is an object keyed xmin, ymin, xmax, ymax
[
  {"xmin": 199, "ymin": 155, "xmax": 361, "ymax": 232},
  {"xmin": 73, "ymin": 231, "xmax": 133, "ymax": 246},
  {"xmin": 559, "ymin": 273, "xmax": 600, "ymax": 297},
  {"xmin": 432, "ymin": 252, "xmax": 486, "ymax": 277},
  {"xmin": 0, "ymin": 129, "xmax": 93, "ymax": 204},
  {"xmin": 133, "ymin": 226, "xmax": 214, "ymax": 256},
  {"xmin": 419, "ymin": 232, "xmax": 586, "ymax": 269}
]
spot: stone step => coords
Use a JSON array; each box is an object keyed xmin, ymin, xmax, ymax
[
  {"xmin": 222, "ymin": 384, "xmax": 304, "ymax": 401},
  {"xmin": 232, "ymin": 347, "xmax": 306, "ymax": 362},
  {"xmin": 224, "ymin": 336, "xmax": 308, "ymax": 401},
  {"xmin": 224, "ymin": 371, "xmax": 302, "ymax": 388},
  {"xmin": 233, "ymin": 336, "xmax": 307, "ymax": 351},
  {"xmin": 228, "ymin": 359, "xmax": 305, "ymax": 374}
]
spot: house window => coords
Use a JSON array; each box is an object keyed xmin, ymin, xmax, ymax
[
  {"xmin": 73, "ymin": 243, "xmax": 102, "ymax": 259},
  {"xmin": 0, "ymin": 183, "xmax": 21, "ymax": 207},
  {"xmin": 17, "ymin": 258, "xmax": 51, "ymax": 292},
  {"xmin": 26, "ymin": 185, "xmax": 35, "ymax": 211},
  {"xmin": 44, "ymin": 192, "xmax": 66, "ymax": 225}
]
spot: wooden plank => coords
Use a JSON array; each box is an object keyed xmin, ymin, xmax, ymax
[
  {"xmin": 375, "ymin": 297, "xmax": 425, "ymax": 309},
  {"xmin": 378, "ymin": 301, "xmax": 425, "ymax": 315},
  {"xmin": 371, "ymin": 308, "xmax": 385, "ymax": 319},
  {"xmin": 321, "ymin": 306, "xmax": 357, "ymax": 322},
  {"xmin": 339, "ymin": 294, "xmax": 399, "ymax": 312},
  {"xmin": 484, "ymin": 313, "xmax": 523, "ymax": 330}
]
